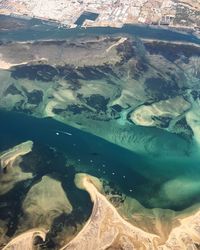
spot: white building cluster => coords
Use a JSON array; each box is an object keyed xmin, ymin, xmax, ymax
[{"xmin": 0, "ymin": 0, "xmax": 197, "ymax": 29}]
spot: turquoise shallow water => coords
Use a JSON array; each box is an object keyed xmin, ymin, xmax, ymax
[
  {"xmin": 0, "ymin": 14, "xmax": 200, "ymax": 213},
  {"xmin": 0, "ymin": 109, "xmax": 200, "ymax": 211}
]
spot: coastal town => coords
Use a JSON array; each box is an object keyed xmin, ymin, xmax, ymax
[{"xmin": 0, "ymin": 0, "xmax": 199, "ymax": 33}]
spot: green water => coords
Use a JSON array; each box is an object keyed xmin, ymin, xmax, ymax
[
  {"xmin": 0, "ymin": 109, "xmax": 200, "ymax": 211},
  {"xmin": 0, "ymin": 16, "xmax": 200, "ymax": 238}
]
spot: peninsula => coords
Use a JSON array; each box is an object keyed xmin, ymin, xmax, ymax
[{"xmin": 61, "ymin": 173, "xmax": 200, "ymax": 250}]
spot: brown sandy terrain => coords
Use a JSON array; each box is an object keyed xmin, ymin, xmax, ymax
[
  {"xmin": 0, "ymin": 141, "xmax": 33, "ymax": 170},
  {"xmin": 61, "ymin": 173, "xmax": 157, "ymax": 250},
  {"xmin": 130, "ymin": 96, "xmax": 191, "ymax": 127},
  {"xmin": 21, "ymin": 175, "xmax": 73, "ymax": 230},
  {"xmin": 0, "ymin": 141, "xmax": 33, "ymax": 195},
  {"xmin": 60, "ymin": 173, "xmax": 200, "ymax": 250},
  {"xmin": 119, "ymin": 196, "xmax": 200, "ymax": 248},
  {"xmin": 2, "ymin": 228, "xmax": 47, "ymax": 250},
  {"xmin": 2, "ymin": 172, "xmax": 200, "ymax": 249}
]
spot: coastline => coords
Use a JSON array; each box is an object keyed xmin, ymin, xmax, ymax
[
  {"xmin": 60, "ymin": 173, "xmax": 200, "ymax": 249},
  {"xmin": 0, "ymin": 14, "xmax": 200, "ymax": 45},
  {"xmin": 0, "ymin": 13, "xmax": 200, "ymax": 248},
  {"xmin": 0, "ymin": 12, "xmax": 199, "ymax": 38},
  {"xmin": 60, "ymin": 173, "xmax": 157, "ymax": 249}
]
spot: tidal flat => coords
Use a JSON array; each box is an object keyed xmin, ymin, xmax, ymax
[{"xmin": 0, "ymin": 19, "xmax": 200, "ymax": 249}]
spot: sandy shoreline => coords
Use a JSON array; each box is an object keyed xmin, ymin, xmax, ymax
[
  {"xmin": 60, "ymin": 173, "xmax": 157, "ymax": 249},
  {"xmin": 2, "ymin": 172, "xmax": 200, "ymax": 249},
  {"xmin": 61, "ymin": 173, "xmax": 200, "ymax": 250},
  {"xmin": 2, "ymin": 228, "xmax": 47, "ymax": 250}
]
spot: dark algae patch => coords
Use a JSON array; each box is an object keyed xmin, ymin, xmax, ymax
[
  {"xmin": 144, "ymin": 77, "xmax": 179, "ymax": 100},
  {"xmin": 4, "ymin": 84, "xmax": 21, "ymax": 96},
  {"xmin": 85, "ymin": 94, "xmax": 109, "ymax": 112},
  {"xmin": 0, "ymin": 141, "xmax": 92, "ymax": 247},
  {"xmin": 0, "ymin": 20, "xmax": 200, "ymax": 248},
  {"xmin": 144, "ymin": 41, "xmax": 200, "ymax": 62},
  {"xmin": 21, "ymin": 89, "xmax": 44, "ymax": 105},
  {"xmin": 11, "ymin": 64, "xmax": 58, "ymax": 82}
]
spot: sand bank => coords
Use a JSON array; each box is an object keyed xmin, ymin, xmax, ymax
[
  {"xmin": 61, "ymin": 173, "xmax": 157, "ymax": 249},
  {"xmin": 2, "ymin": 228, "xmax": 47, "ymax": 250}
]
